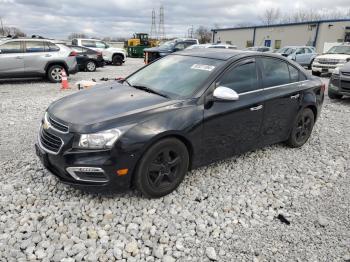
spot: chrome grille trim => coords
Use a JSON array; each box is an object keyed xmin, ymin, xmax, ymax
[
  {"xmin": 38, "ymin": 127, "xmax": 64, "ymax": 155},
  {"xmin": 47, "ymin": 115, "xmax": 69, "ymax": 134}
]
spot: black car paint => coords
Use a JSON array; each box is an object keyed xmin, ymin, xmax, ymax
[
  {"xmin": 36, "ymin": 50, "xmax": 324, "ymax": 192},
  {"xmin": 144, "ymin": 40, "xmax": 197, "ymax": 63},
  {"xmin": 69, "ymin": 46, "xmax": 104, "ymax": 71},
  {"xmin": 329, "ymin": 62, "xmax": 350, "ymax": 96}
]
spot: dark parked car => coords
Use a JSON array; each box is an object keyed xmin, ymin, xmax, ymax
[
  {"xmin": 68, "ymin": 45, "xmax": 104, "ymax": 72},
  {"xmin": 328, "ymin": 62, "xmax": 350, "ymax": 99},
  {"xmin": 144, "ymin": 39, "xmax": 197, "ymax": 63},
  {"xmin": 35, "ymin": 49, "xmax": 324, "ymax": 198}
]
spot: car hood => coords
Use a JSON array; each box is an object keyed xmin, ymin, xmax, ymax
[
  {"xmin": 144, "ymin": 47, "xmax": 172, "ymax": 53},
  {"xmin": 317, "ymin": 53, "xmax": 350, "ymax": 60},
  {"xmin": 48, "ymin": 82, "xmax": 177, "ymax": 132}
]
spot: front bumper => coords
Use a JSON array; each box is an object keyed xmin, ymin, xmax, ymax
[
  {"xmin": 329, "ymin": 73, "xmax": 350, "ymax": 96},
  {"xmin": 35, "ymin": 126, "xmax": 138, "ymax": 192},
  {"xmin": 312, "ymin": 62, "xmax": 345, "ymax": 74}
]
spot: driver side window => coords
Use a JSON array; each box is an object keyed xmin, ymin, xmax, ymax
[
  {"xmin": 218, "ymin": 60, "xmax": 259, "ymax": 94},
  {"xmin": 174, "ymin": 43, "xmax": 185, "ymax": 51}
]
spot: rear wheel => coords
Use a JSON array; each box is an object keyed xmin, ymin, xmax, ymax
[
  {"xmin": 328, "ymin": 90, "xmax": 343, "ymax": 99},
  {"xmin": 134, "ymin": 138, "xmax": 189, "ymax": 198},
  {"xmin": 47, "ymin": 65, "xmax": 63, "ymax": 83},
  {"xmin": 85, "ymin": 61, "xmax": 96, "ymax": 72},
  {"xmin": 286, "ymin": 108, "xmax": 315, "ymax": 148},
  {"xmin": 312, "ymin": 71, "xmax": 321, "ymax": 76},
  {"xmin": 112, "ymin": 54, "xmax": 123, "ymax": 66}
]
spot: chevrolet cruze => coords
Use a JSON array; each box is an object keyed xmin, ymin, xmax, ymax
[{"xmin": 35, "ymin": 49, "xmax": 324, "ymax": 198}]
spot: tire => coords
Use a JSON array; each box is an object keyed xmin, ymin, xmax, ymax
[
  {"xmin": 328, "ymin": 90, "xmax": 343, "ymax": 100},
  {"xmin": 47, "ymin": 65, "xmax": 64, "ymax": 83},
  {"xmin": 286, "ymin": 108, "xmax": 315, "ymax": 148},
  {"xmin": 112, "ymin": 54, "xmax": 123, "ymax": 66},
  {"xmin": 312, "ymin": 71, "xmax": 321, "ymax": 76},
  {"xmin": 134, "ymin": 138, "xmax": 189, "ymax": 198},
  {"xmin": 85, "ymin": 60, "xmax": 96, "ymax": 72}
]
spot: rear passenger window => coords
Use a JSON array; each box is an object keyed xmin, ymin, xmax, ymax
[
  {"xmin": 260, "ymin": 58, "xmax": 290, "ymax": 87},
  {"xmin": 45, "ymin": 42, "xmax": 60, "ymax": 52},
  {"xmin": 82, "ymin": 40, "xmax": 96, "ymax": 48},
  {"xmin": 0, "ymin": 41, "xmax": 22, "ymax": 54},
  {"xmin": 25, "ymin": 41, "xmax": 45, "ymax": 52},
  {"xmin": 289, "ymin": 65, "xmax": 299, "ymax": 82},
  {"xmin": 219, "ymin": 60, "xmax": 258, "ymax": 93}
]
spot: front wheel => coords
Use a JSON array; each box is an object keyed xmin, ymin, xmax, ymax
[
  {"xmin": 112, "ymin": 55, "xmax": 123, "ymax": 66},
  {"xmin": 134, "ymin": 138, "xmax": 189, "ymax": 198},
  {"xmin": 286, "ymin": 108, "xmax": 315, "ymax": 148}
]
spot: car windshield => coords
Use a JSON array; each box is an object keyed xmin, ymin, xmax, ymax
[
  {"xmin": 277, "ymin": 48, "xmax": 295, "ymax": 55},
  {"xmin": 159, "ymin": 41, "xmax": 175, "ymax": 50},
  {"xmin": 327, "ymin": 46, "xmax": 350, "ymax": 55},
  {"xmin": 126, "ymin": 55, "xmax": 223, "ymax": 98}
]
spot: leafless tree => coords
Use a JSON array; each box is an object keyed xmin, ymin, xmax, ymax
[
  {"xmin": 279, "ymin": 9, "xmax": 350, "ymax": 23},
  {"xmin": 3, "ymin": 26, "xmax": 26, "ymax": 37},
  {"xmin": 68, "ymin": 32, "xmax": 88, "ymax": 40},
  {"xmin": 259, "ymin": 8, "xmax": 281, "ymax": 25},
  {"xmin": 195, "ymin": 26, "xmax": 212, "ymax": 44}
]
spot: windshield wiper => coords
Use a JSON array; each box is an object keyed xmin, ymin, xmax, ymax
[{"xmin": 131, "ymin": 85, "xmax": 169, "ymax": 98}]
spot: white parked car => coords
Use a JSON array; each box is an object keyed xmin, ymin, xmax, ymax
[
  {"xmin": 312, "ymin": 44, "xmax": 350, "ymax": 76},
  {"xmin": 186, "ymin": 44, "xmax": 212, "ymax": 49},
  {"xmin": 72, "ymin": 38, "xmax": 126, "ymax": 66}
]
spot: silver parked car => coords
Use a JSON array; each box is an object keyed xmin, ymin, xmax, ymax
[
  {"xmin": 275, "ymin": 46, "xmax": 318, "ymax": 68},
  {"xmin": 0, "ymin": 38, "xmax": 78, "ymax": 82}
]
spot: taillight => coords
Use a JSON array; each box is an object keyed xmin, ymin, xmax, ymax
[
  {"xmin": 96, "ymin": 51, "xmax": 102, "ymax": 56},
  {"xmin": 321, "ymin": 83, "xmax": 325, "ymax": 93},
  {"xmin": 69, "ymin": 51, "xmax": 77, "ymax": 57}
]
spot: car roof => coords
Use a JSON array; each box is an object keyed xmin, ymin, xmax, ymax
[{"xmin": 174, "ymin": 48, "xmax": 290, "ymax": 60}]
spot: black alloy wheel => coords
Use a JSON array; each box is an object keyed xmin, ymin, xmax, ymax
[
  {"xmin": 287, "ymin": 108, "xmax": 315, "ymax": 148},
  {"xmin": 134, "ymin": 138, "xmax": 189, "ymax": 198}
]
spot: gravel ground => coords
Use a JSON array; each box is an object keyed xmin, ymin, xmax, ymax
[{"xmin": 0, "ymin": 58, "xmax": 349, "ymax": 262}]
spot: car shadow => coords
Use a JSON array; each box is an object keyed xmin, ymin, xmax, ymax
[{"xmin": 0, "ymin": 78, "xmax": 51, "ymax": 85}]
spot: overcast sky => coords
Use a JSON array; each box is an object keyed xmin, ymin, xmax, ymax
[{"xmin": 0, "ymin": 0, "xmax": 349, "ymax": 39}]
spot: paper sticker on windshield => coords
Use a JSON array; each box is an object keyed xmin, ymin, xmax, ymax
[{"xmin": 191, "ymin": 64, "xmax": 215, "ymax": 71}]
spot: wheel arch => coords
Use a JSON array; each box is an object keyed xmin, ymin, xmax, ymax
[{"xmin": 45, "ymin": 61, "xmax": 69, "ymax": 75}]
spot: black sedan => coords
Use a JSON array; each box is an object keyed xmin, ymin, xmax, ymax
[
  {"xmin": 69, "ymin": 45, "xmax": 104, "ymax": 72},
  {"xmin": 35, "ymin": 49, "xmax": 324, "ymax": 198}
]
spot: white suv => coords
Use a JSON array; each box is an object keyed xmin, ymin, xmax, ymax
[
  {"xmin": 72, "ymin": 38, "xmax": 126, "ymax": 66},
  {"xmin": 312, "ymin": 44, "xmax": 350, "ymax": 76}
]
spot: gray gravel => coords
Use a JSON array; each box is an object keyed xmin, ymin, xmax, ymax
[{"xmin": 0, "ymin": 58, "xmax": 349, "ymax": 261}]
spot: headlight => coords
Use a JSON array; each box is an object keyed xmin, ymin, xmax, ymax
[
  {"xmin": 337, "ymin": 59, "xmax": 347, "ymax": 64},
  {"xmin": 333, "ymin": 67, "xmax": 340, "ymax": 75},
  {"xmin": 313, "ymin": 58, "xmax": 319, "ymax": 63},
  {"xmin": 78, "ymin": 128, "xmax": 121, "ymax": 149}
]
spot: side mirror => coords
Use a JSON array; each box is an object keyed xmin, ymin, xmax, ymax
[{"xmin": 213, "ymin": 86, "xmax": 239, "ymax": 101}]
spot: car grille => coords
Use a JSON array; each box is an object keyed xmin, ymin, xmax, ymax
[
  {"xmin": 40, "ymin": 128, "xmax": 63, "ymax": 154},
  {"xmin": 48, "ymin": 116, "xmax": 68, "ymax": 133},
  {"xmin": 317, "ymin": 59, "xmax": 341, "ymax": 65},
  {"xmin": 341, "ymin": 80, "xmax": 350, "ymax": 90}
]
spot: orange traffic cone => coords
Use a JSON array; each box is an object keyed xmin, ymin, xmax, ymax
[{"xmin": 61, "ymin": 69, "xmax": 70, "ymax": 90}]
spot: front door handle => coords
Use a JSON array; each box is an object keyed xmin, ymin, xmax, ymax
[
  {"xmin": 250, "ymin": 105, "xmax": 263, "ymax": 111},
  {"xmin": 45, "ymin": 54, "xmax": 52, "ymax": 57},
  {"xmin": 15, "ymin": 56, "xmax": 23, "ymax": 59},
  {"xmin": 290, "ymin": 94, "xmax": 300, "ymax": 99}
]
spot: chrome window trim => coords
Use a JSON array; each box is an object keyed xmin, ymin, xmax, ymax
[
  {"xmin": 238, "ymin": 80, "xmax": 309, "ymax": 96},
  {"xmin": 66, "ymin": 167, "xmax": 109, "ymax": 183},
  {"xmin": 37, "ymin": 127, "xmax": 64, "ymax": 155}
]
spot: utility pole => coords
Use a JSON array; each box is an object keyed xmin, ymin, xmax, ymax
[
  {"xmin": 0, "ymin": 17, "xmax": 4, "ymax": 36},
  {"xmin": 158, "ymin": 5, "xmax": 165, "ymax": 40},
  {"xmin": 150, "ymin": 9, "xmax": 157, "ymax": 39}
]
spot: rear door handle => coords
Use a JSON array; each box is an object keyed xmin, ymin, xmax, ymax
[
  {"xmin": 250, "ymin": 105, "xmax": 263, "ymax": 111},
  {"xmin": 45, "ymin": 54, "xmax": 52, "ymax": 57},
  {"xmin": 15, "ymin": 56, "xmax": 23, "ymax": 59},
  {"xmin": 290, "ymin": 94, "xmax": 300, "ymax": 99}
]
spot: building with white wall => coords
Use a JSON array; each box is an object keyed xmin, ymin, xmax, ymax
[{"xmin": 212, "ymin": 19, "xmax": 350, "ymax": 52}]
